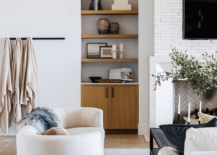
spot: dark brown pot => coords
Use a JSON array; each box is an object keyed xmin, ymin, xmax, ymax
[
  {"xmin": 97, "ymin": 18, "xmax": 110, "ymax": 34},
  {"xmin": 110, "ymin": 22, "xmax": 119, "ymax": 34}
]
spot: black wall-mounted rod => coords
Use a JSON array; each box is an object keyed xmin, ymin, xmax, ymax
[{"xmin": 9, "ymin": 37, "xmax": 65, "ymax": 40}]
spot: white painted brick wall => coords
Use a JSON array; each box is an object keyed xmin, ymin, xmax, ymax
[{"xmin": 154, "ymin": 0, "xmax": 217, "ymax": 56}]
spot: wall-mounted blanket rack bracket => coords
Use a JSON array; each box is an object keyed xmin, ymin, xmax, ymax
[{"xmin": 9, "ymin": 38, "xmax": 65, "ymax": 40}]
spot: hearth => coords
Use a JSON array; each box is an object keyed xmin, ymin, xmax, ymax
[{"xmin": 174, "ymin": 81, "xmax": 217, "ymax": 124}]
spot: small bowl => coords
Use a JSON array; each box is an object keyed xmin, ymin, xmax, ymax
[{"xmin": 89, "ymin": 77, "xmax": 102, "ymax": 83}]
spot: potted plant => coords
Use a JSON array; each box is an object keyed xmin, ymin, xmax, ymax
[{"xmin": 152, "ymin": 48, "xmax": 217, "ymax": 96}]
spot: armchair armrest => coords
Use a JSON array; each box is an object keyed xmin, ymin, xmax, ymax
[
  {"xmin": 17, "ymin": 126, "xmax": 102, "ymax": 155},
  {"xmin": 53, "ymin": 107, "xmax": 103, "ymax": 129},
  {"xmin": 191, "ymin": 151, "xmax": 217, "ymax": 155},
  {"xmin": 185, "ymin": 128, "xmax": 217, "ymax": 155}
]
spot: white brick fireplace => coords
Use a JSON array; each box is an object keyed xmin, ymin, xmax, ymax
[
  {"xmin": 154, "ymin": 0, "xmax": 217, "ymax": 56},
  {"xmin": 144, "ymin": 0, "xmax": 217, "ymax": 140},
  {"xmin": 148, "ymin": 55, "xmax": 208, "ymax": 141}
]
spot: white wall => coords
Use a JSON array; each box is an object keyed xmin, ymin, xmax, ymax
[
  {"xmin": 145, "ymin": 0, "xmax": 217, "ymax": 139},
  {"xmin": 0, "ymin": 0, "xmax": 81, "ymax": 135},
  {"xmin": 0, "ymin": 0, "xmax": 154, "ymax": 136},
  {"xmin": 139, "ymin": 0, "xmax": 154, "ymax": 135},
  {"xmin": 154, "ymin": 0, "xmax": 217, "ymax": 56}
]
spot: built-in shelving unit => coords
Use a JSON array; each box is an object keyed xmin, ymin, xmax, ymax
[
  {"xmin": 81, "ymin": 10, "xmax": 138, "ymax": 15},
  {"xmin": 81, "ymin": 34, "xmax": 138, "ymax": 39},
  {"xmin": 81, "ymin": 0, "xmax": 138, "ymax": 84},
  {"xmin": 81, "ymin": 58, "xmax": 138, "ymax": 62},
  {"xmin": 81, "ymin": 0, "xmax": 139, "ymax": 131}
]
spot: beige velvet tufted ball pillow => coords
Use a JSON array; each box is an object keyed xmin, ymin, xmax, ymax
[
  {"xmin": 198, "ymin": 112, "xmax": 216, "ymax": 124},
  {"xmin": 43, "ymin": 127, "xmax": 70, "ymax": 135},
  {"xmin": 157, "ymin": 147, "xmax": 179, "ymax": 155},
  {"xmin": 183, "ymin": 117, "xmax": 199, "ymax": 124}
]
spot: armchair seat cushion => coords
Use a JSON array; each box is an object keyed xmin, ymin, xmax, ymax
[{"xmin": 66, "ymin": 127, "xmax": 105, "ymax": 144}]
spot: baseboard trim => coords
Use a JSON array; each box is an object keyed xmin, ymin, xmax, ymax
[
  {"xmin": 144, "ymin": 132, "xmax": 150, "ymax": 142},
  {"xmin": 138, "ymin": 124, "xmax": 147, "ymax": 135}
]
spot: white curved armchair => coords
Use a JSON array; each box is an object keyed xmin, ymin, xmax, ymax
[{"xmin": 16, "ymin": 107, "xmax": 105, "ymax": 155}]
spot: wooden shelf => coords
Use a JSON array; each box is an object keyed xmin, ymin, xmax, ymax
[
  {"xmin": 81, "ymin": 58, "xmax": 138, "ymax": 62},
  {"xmin": 81, "ymin": 34, "xmax": 138, "ymax": 39},
  {"xmin": 81, "ymin": 10, "xmax": 138, "ymax": 15}
]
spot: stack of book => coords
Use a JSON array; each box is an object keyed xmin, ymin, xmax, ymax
[{"xmin": 112, "ymin": 0, "xmax": 132, "ymax": 10}]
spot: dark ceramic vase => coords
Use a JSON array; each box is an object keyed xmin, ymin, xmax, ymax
[
  {"xmin": 97, "ymin": 18, "xmax": 110, "ymax": 34},
  {"xmin": 110, "ymin": 22, "xmax": 120, "ymax": 34},
  {"xmin": 89, "ymin": 0, "xmax": 94, "ymax": 10},
  {"xmin": 89, "ymin": 0, "xmax": 103, "ymax": 10},
  {"xmin": 98, "ymin": 0, "xmax": 103, "ymax": 10}
]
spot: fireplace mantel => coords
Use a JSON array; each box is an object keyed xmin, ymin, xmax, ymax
[
  {"xmin": 147, "ymin": 55, "xmax": 206, "ymax": 140},
  {"xmin": 149, "ymin": 56, "xmax": 174, "ymax": 128}
]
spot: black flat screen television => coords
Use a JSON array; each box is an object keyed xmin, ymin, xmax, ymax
[{"xmin": 184, "ymin": 0, "xmax": 217, "ymax": 39}]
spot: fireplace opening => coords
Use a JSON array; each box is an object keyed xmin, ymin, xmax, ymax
[{"xmin": 174, "ymin": 81, "xmax": 217, "ymax": 124}]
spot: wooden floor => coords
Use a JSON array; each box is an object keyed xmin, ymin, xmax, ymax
[
  {"xmin": 0, "ymin": 132, "xmax": 155, "ymax": 155},
  {"xmin": 105, "ymin": 134, "xmax": 150, "ymax": 148},
  {"xmin": 0, "ymin": 136, "xmax": 16, "ymax": 155}
]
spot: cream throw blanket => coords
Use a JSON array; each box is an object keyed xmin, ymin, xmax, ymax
[
  {"xmin": 21, "ymin": 38, "xmax": 39, "ymax": 113},
  {"xmin": 0, "ymin": 37, "xmax": 39, "ymax": 135},
  {"xmin": 0, "ymin": 38, "xmax": 13, "ymax": 135},
  {"xmin": 12, "ymin": 38, "xmax": 23, "ymax": 124}
]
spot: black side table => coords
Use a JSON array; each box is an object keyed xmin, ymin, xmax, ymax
[{"xmin": 150, "ymin": 128, "xmax": 176, "ymax": 155}]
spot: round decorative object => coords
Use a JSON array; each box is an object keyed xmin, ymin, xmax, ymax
[
  {"xmin": 110, "ymin": 22, "xmax": 119, "ymax": 34},
  {"xmin": 89, "ymin": 77, "xmax": 102, "ymax": 83},
  {"xmin": 43, "ymin": 127, "xmax": 70, "ymax": 135},
  {"xmin": 97, "ymin": 18, "xmax": 110, "ymax": 34}
]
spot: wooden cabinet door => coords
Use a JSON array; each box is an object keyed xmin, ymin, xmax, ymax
[
  {"xmin": 110, "ymin": 85, "xmax": 138, "ymax": 129},
  {"xmin": 81, "ymin": 85, "xmax": 110, "ymax": 129}
]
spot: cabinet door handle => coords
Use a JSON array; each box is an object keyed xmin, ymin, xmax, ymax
[
  {"xmin": 112, "ymin": 87, "xmax": 114, "ymax": 98},
  {"xmin": 106, "ymin": 88, "xmax": 108, "ymax": 98}
]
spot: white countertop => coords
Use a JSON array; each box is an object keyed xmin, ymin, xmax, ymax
[{"xmin": 81, "ymin": 82, "xmax": 139, "ymax": 85}]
